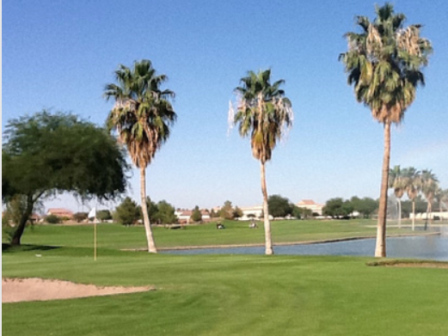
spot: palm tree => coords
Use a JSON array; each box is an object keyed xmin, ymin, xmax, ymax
[
  {"xmin": 434, "ymin": 188, "xmax": 448, "ymax": 219},
  {"xmin": 340, "ymin": 3, "xmax": 432, "ymax": 257},
  {"xmin": 420, "ymin": 170, "xmax": 439, "ymax": 228},
  {"xmin": 104, "ymin": 60, "xmax": 176, "ymax": 253},
  {"xmin": 230, "ymin": 69, "xmax": 293, "ymax": 255},
  {"xmin": 388, "ymin": 165, "xmax": 406, "ymax": 229},
  {"xmin": 402, "ymin": 167, "xmax": 421, "ymax": 231},
  {"xmin": 438, "ymin": 189, "xmax": 448, "ymax": 221}
]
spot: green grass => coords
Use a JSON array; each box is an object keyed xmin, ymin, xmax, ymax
[
  {"xmin": 3, "ymin": 246, "xmax": 448, "ymax": 336},
  {"xmin": 10, "ymin": 219, "xmax": 416, "ymax": 250},
  {"xmin": 3, "ymin": 220, "xmax": 445, "ymax": 335}
]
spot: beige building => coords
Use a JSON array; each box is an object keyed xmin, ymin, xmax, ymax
[
  {"xmin": 47, "ymin": 208, "xmax": 74, "ymax": 219},
  {"xmin": 296, "ymin": 200, "xmax": 324, "ymax": 216},
  {"xmin": 239, "ymin": 205, "xmax": 273, "ymax": 221}
]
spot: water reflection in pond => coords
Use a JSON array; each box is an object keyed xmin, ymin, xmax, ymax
[{"xmin": 163, "ymin": 235, "xmax": 448, "ymax": 261}]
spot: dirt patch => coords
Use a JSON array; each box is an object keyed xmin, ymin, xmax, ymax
[
  {"xmin": 367, "ymin": 261, "xmax": 448, "ymax": 269},
  {"xmin": 2, "ymin": 278, "xmax": 155, "ymax": 303},
  {"xmin": 383, "ymin": 263, "xmax": 448, "ymax": 269}
]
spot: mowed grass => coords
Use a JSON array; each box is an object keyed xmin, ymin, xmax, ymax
[
  {"xmin": 13, "ymin": 219, "xmax": 414, "ymax": 250},
  {"xmin": 3, "ymin": 246, "xmax": 448, "ymax": 336},
  {"xmin": 3, "ymin": 220, "xmax": 445, "ymax": 335}
]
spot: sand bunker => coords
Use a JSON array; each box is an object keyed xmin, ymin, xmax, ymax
[{"xmin": 2, "ymin": 278, "xmax": 155, "ymax": 303}]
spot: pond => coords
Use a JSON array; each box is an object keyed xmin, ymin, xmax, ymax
[{"xmin": 163, "ymin": 235, "xmax": 448, "ymax": 261}]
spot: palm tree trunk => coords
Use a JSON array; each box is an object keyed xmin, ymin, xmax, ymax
[
  {"xmin": 140, "ymin": 166, "xmax": 157, "ymax": 253},
  {"xmin": 260, "ymin": 161, "xmax": 273, "ymax": 255},
  {"xmin": 412, "ymin": 200, "xmax": 415, "ymax": 231},
  {"xmin": 425, "ymin": 202, "xmax": 430, "ymax": 230},
  {"xmin": 428, "ymin": 201, "xmax": 432, "ymax": 228},
  {"xmin": 398, "ymin": 198, "xmax": 402, "ymax": 229},
  {"xmin": 11, "ymin": 195, "xmax": 34, "ymax": 246},
  {"xmin": 375, "ymin": 121, "xmax": 391, "ymax": 258}
]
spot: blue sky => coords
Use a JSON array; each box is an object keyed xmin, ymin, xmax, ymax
[{"xmin": 3, "ymin": 0, "xmax": 448, "ymax": 212}]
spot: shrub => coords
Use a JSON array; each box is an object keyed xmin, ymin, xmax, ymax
[
  {"xmin": 73, "ymin": 212, "xmax": 88, "ymax": 223},
  {"xmin": 45, "ymin": 214, "xmax": 61, "ymax": 224},
  {"xmin": 97, "ymin": 210, "xmax": 112, "ymax": 222},
  {"xmin": 191, "ymin": 206, "xmax": 202, "ymax": 222}
]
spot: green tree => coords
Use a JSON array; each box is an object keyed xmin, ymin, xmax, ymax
[
  {"xmin": 114, "ymin": 197, "xmax": 140, "ymax": 226},
  {"xmin": 45, "ymin": 214, "xmax": 61, "ymax": 224},
  {"xmin": 291, "ymin": 206, "xmax": 313, "ymax": 219},
  {"xmin": 97, "ymin": 210, "xmax": 112, "ymax": 222},
  {"xmin": 4, "ymin": 195, "xmax": 40, "ymax": 226},
  {"xmin": 231, "ymin": 69, "xmax": 293, "ymax": 255},
  {"xmin": 219, "ymin": 201, "xmax": 234, "ymax": 220},
  {"xmin": 105, "ymin": 59, "xmax": 176, "ymax": 253},
  {"xmin": 156, "ymin": 200, "xmax": 177, "ymax": 224},
  {"xmin": 323, "ymin": 198, "xmax": 354, "ymax": 218},
  {"xmin": 350, "ymin": 196, "xmax": 378, "ymax": 218},
  {"xmin": 2, "ymin": 111, "xmax": 128, "ymax": 245},
  {"xmin": 268, "ymin": 195, "xmax": 293, "ymax": 218},
  {"xmin": 191, "ymin": 206, "xmax": 202, "ymax": 223},
  {"xmin": 73, "ymin": 212, "xmax": 88, "ymax": 223},
  {"xmin": 145, "ymin": 197, "xmax": 159, "ymax": 223},
  {"xmin": 340, "ymin": 3, "xmax": 432, "ymax": 257},
  {"xmin": 233, "ymin": 206, "xmax": 243, "ymax": 219}
]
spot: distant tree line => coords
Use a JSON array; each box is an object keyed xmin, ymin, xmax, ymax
[{"xmin": 113, "ymin": 197, "xmax": 177, "ymax": 226}]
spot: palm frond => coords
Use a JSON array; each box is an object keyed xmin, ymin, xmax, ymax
[{"xmin": 104, "ymin": 60, "xmax": 177, "ymax": 167}]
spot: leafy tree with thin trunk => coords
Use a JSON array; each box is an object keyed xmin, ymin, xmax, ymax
[
  {"xmin": 2, "ymin": 111, "xmax": 128, "ymax": 245},
  {"xmin": 402, "ymin": 167, "xmax": 421, "ymax": 231},
  {"xmin": 156, "ymin": 200, "xmax": 178, "ymax": 224},
  {"xmin": 340, "ymin": 3, "xmax": 432, "ymax": 257},
  {"xmin": 191, "ymin": 206, "xmax": 202, "ymax": 223},
  {"xmin": 104, "ymin": 60, "xmax": 177, "ymax": 253},
  {"xmin": 388, "ymin": 165, "xmax": 406, "ymax": 228},
  {"xmin": 114, "ymin": 197, "xmax": 141, "ymax": 226},
  {"xmin": 420, "ymin": 170, "xmax": 439, "ymax": 227},
  {"xmin": 219, "ymin": 201, "xmax": 235, "ymax": 220},
  {"xmin": 268, "ymin": 195, "xmax": 293, "ymax": 218},
  {"xmin": 230, "ymin": 69, "xmax": 293, "ymax": 255}
]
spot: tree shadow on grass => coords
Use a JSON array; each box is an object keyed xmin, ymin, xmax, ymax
[{"xmin": 2, "ymin": 243, "xmax": 61, "ymax": 253}]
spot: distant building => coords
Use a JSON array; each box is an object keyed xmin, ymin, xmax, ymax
[
  {"xmin": 175, "ymin": 209, "xmax": 192, "ymax": 223},
  {"xmin": 239, "ymin": 205, "xmax": 273, "ymax": 221},
  {"xmin": 201, "ymin": 210, "xmax": 211, "ymax": 221},
  {"xmin": 47, "ymin": 208, "xmax": 74, "ymax": 219},
  {"xmin": 175, "ymin": 209, "xmax": 211, "ymax": 224},
  {"xmin": 296, "ymin": 200, "xmax": 324, "ymax": 216},
  {"xmin": 410, "ymin": 211, "xmax": 448, "ymax": 220},
  {"xmin": 29, "ymin": 214, "xmax": 41, "ymax": 223}
]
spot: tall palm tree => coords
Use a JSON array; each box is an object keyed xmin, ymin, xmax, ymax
[
  {"xmin": 402, "ymin": 167, "xmax": 421, "ymax": 231},
  {"xmin": 104, "ymin": 60, "xmax": 176, "ymax": 253},
  {"xmin": 388, "ymin": 165, "xmax": 406, "ymax": 229},
  {"xmin": 420, "ymin": 170, "xmax": 438, "ymax": 228},
  {"xmin": 340, "ymin": 3, "xmax": 432, "ymax": 257},
  {"xmin": 230, "ymin": 69, "xmax": 293, "ymax": 255}
]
